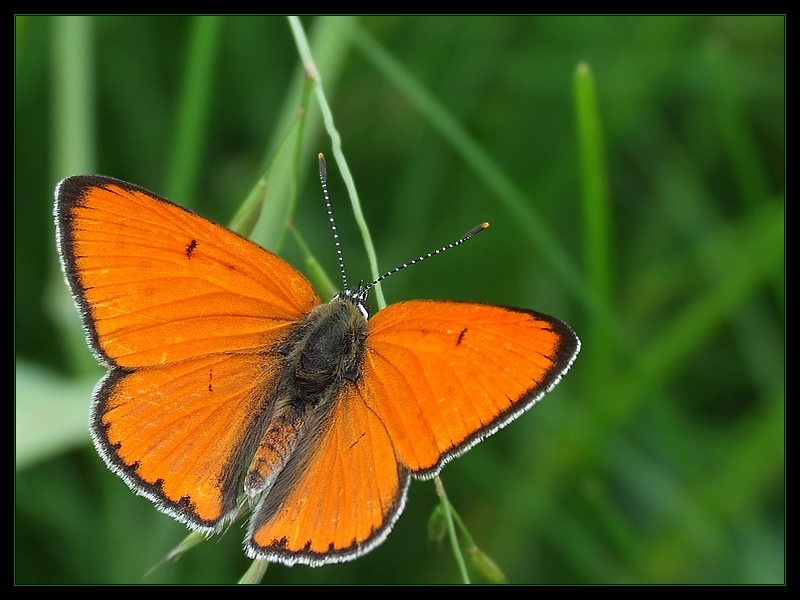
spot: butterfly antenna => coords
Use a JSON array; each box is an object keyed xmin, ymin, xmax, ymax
[
  {"xmin": 318, "ymin": 153, "xmax": 349, "ymax": 290},
  {"xmin": 364, "ymin": 222, "xmax": 489, "ymax": 293}
]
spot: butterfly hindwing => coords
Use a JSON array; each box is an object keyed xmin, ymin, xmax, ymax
[
  {"xmin": 93, "ymin": 353, "xmax": 279, "ymax": 527},
  {"xmin": 247, "ymin": 382, "xmax": 409, "ymax": 566}
]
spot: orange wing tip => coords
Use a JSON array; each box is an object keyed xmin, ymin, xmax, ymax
[
  {"xmin": 243, "ymin": 474, "xmax": 411, "ymax": 567},
  {"xmin": 410, "ymin": 314, "xmax": 581, "ymax": 481},
  {"xmin": 54, "ymin": 175, "xmax": 184, "ymax": 369},
  {"xmin": 54, "ymin": 176, "xmax": 116, "ymax": 368}
]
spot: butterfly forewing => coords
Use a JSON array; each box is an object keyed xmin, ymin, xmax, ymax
[
  {"xmin": 361, "ymin": 300, "xmax": 580, "ymax": 477},
  {"xmin": 55, "ymin": 176, "xmax": 320, "ymax": 368}
]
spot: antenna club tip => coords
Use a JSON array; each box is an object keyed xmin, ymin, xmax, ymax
[
  {"xmin": 481, "ymin": 222, "xmax": 489, "ymax": 229},
  {"xmin": 318, "ymin": 154, "xmax": 328, "ymax": 180}
]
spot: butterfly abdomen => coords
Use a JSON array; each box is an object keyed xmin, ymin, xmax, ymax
[
  {"xmin": 245, "ymin": 298, "xmax": 369, "ymax": 497},
  {"xmin": 244, "ymin": 404, "xmax": 305, "ymax": 497}
]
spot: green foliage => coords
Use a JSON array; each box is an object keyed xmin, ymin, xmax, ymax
[{"xmin": 15, "ymin": 16, "xmax": 784, "ymax": 584}]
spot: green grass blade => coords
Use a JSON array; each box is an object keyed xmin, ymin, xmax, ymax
[
  {"xmin": 287, "ymin": 16, "xmax": 387, "ymax": 307},
  {"xmin": 165, "ymin": 16, "xmax": 222, "ymax": 206}
]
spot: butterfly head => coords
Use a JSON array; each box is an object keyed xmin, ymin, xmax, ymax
[{"xmin": 332, "ymin": 283, "xmax": 370, "ymax": 321}]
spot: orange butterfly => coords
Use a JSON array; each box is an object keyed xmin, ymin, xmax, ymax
[{"xmin": 54, "ymin": 171, "xmax": 579, "ymax": 567}]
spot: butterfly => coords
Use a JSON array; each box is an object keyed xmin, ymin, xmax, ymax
[{"xmin": 54, "ymin": 170, "xmax": 580, "ymax": 567}]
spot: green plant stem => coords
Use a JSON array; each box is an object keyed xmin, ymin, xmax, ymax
[
  {"xmin": 434, "ymin": 476, "xmax": 470, "ymax": 584},
  {"xmin": 287, "ymin": 16, "xmax": 387, "ymax": 308},
  {"xmin": 166, "ymin": 16, "xmax": 221, "ymax": 207}
]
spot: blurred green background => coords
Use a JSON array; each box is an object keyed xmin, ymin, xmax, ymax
[{"xmin": 15, "ymin": 16, "xmax": 784, "ymax": 584}]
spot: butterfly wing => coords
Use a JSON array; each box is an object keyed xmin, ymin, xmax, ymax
[
  {"xmin": 359, "ymin": 300, "xmax": 580, "ymax": 477},
  {"xmin": 55, "ymin": 175, "xmax": 321, "ymax": 529},
  {"xmin": 246, "ymin": 383, "xmax": 409, "ymax": 566}
]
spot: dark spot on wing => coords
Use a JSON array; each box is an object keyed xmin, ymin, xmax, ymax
[
  {"xmin": 185, "ymin": 239, "xmax": 198, "ymax": 258},
  {"xmin": 456, "ymin": 328, "xmax": 468, "ymax": 346}
]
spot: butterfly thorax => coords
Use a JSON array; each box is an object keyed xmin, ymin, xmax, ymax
[{"xmin": 278, "ymin": 297, "xmax": 368, "ymax": 403}]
